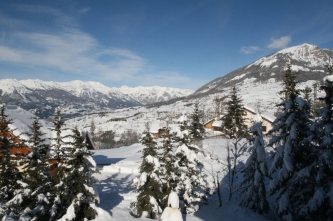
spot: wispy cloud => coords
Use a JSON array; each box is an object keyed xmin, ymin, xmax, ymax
[
  {"xmin": 0, "ymin": 30, "xmax": 147, "ymax": 81},
  {"xmin": 0, "ymin": 4, "xmax": 195, "ymax": 89},
  {"xmin": 78, "ymin": 8, "xmax": 91, "ymax": 14},
  {"xmin": 267, "ymin": 36, "xmax": 291, "ymax": 49},
  {"xmin": 240, "ymin": 46, "xmax": 260, "ymax": 54},
  {"xmin": 14, "ymin": 5, "xmax": 78, "ymax": 29}
]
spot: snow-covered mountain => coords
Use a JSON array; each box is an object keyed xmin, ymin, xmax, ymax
[
  {"xmin": 189, "ymin": 43, "xmax": 332, "ymax": 116},
  {"xmin": 118, "ymin": 85, "xmax": 193, "ymax": 105},
  {"xmin": 195, "ymin": 43, "xmax": 332, "ymax": 95},
  {"xmin": 2, "ymin": 43, "xmax": 332, "ymax": 120},
  {"xmin": 0, "ymin": 79, "xmax": 193, "ymax": 118}
]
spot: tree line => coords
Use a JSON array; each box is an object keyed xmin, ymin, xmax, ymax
[
  {"xmin": 0, "ymin": 107, "xmax": 98, "ymax": 221},
  {"xmin": 238, "ymin": 64, "xmax": 333, "ymax": 221},
  {"xmin": 89, "ymin": 119, "xmax": 140, "ymax": 149}
]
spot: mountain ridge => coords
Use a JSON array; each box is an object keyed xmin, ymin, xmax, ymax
[
  {"xmin": 194, "ymin": 43, "xmax": 332, "ymax": 96},
  {"xmin": 0, "ymin": 79, "xmax": 193, "ymax": 118},
  {"xmin": 1, "ymin": 43, "xmax": 332, "ymax": 119}
]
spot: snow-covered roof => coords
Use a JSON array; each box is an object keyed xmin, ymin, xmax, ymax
[
  {"xmin": 212, "ymin": 120, "xmax": 223, "ymax": 127},
  {"xmin": 243, "ymin": 105, "xmax": 274, "ymax": 123},
  {"xmin": 149, "ymin": 121, "xmax": 161, "ymax": 133},
  {"xmin": 324, "ymin": 75, "xmax": 333, "ymax": 83}
]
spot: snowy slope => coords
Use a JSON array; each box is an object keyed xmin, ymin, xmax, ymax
[
  {"xmin": 246, "ymin": 43, "xmax": 330, "ymax": 70},
  {"xmin": 4, "ymin": 104, "xmax": 272, "ymax": 220},
  {"xmin": 5, "ymin": 105, "xmax": 55, "ymax": 143},
  {"xmin": 195, "ymin": 43, "xmax": 332, "ymax": 95},
  {"xmin": 91, "ymin": 139, "xmax": 271, "ymax": 221}
]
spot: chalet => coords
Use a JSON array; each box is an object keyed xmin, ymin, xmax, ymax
[
  {"xmin": 149, "ymin": 121, "xmax": 167, "ymax": 138},
  {"xmin": 149, "ymin": 121, "xmax": 182, "ymax": 138},
  {"xmin": 0, "ymin": 131, "xmax": 31, "ymax": 160},
  {"xmin": 212, "ymin": 120, "xmax": 223, "ymax": 132},
  {"xmin": 204, "ymin": 119, "xmax": 214, "ymax": 130},
  {"xmin": 204, "ymin": 106, "xmax": 274, "ymax": 134},
  {"xmin": 0, "ymin": 129, "xmax": 95, "ymax": 174},
  {"xmin": 241, "ymin": 106, "xmax": 274, "ymax": 133}
]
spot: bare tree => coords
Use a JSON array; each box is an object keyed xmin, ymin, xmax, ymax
[{"xmin": 225, "ymin": 136, "xmax": 248, "ymax": 201}]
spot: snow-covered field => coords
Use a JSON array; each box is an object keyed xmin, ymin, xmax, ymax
[{"xmin": 91, "ymin": 138, "xmax": 274, "ymax": 221}]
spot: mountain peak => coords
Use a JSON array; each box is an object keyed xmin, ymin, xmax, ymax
[
  {"xmin": 246, "ymin": 43, "xmax": 330, "ymax": 70},
  {"xmin": 278, "ymin": 43, "xmax": 320, "ymax": 56},
  {"xmin": 195, "ymin": 43, "xmax": 333, "ymax": 97}
]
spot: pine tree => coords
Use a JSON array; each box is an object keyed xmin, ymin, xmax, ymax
[
  {"xmin": 306, "ymin": 64, "xmax": 333, "ymax": 220},
  {"xmin": 157, "ymin": 127, "xmax": 179, "ymax": 209},
  {"xmin": 48, "ymin": 108, "xmax": 70, "ymax": 220},
  {"xmin": 174, "ymin": 121, "xmax": 207, "ymax": 214},
  {"xmin": 0, "ymin": 103, "xmax": 22, "ymax": 219},
  {"xmin": 240, "ymin": 116, "xmax": 269, "ymax": 214},
  {"xmin": 12, "ymin": 110, "xmax": 53, "ymax": 220},
  {"xmin": 189, "ymin": 102, "xmax": 205, "ymax": 140},
  {"xmin": 59, "ymin": 126, "xmax": 99, "ymax": 220},
  {"xmin": 223, "ymin": 85, "xmax": 246, "ymax": 138},
  {"xmin": 131, "ymin": 124, "xmax": 163, "ymax": 219},
  {"xmin": 268, "ymin": 65, "xmax": 314, "ymax": 221}
]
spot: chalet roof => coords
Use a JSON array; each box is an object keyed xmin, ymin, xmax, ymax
[
  {"xmin": 243, "ymin": 106, "xmax": 274, "ymax": 124},
  {"xmin": 149, "ymin": 121, "xmax": 161, "ymax": 133},
  {"xmin": 212, "ymin": 120, "xmax": 223, "ymax": 127},
  {"xmin": 204, "ymin": 115, "xmax": 224, "ymax": 126}
]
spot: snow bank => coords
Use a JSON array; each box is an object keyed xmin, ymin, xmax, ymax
[{"xmin": 102, "ymin": 162, "xmax": 140, "ymax": 174}]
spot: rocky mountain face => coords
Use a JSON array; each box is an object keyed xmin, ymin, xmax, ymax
[
  {"xmin": 195, "ymin": 44, "xmax": 332, "ymax": 96},
  {"xmin": 0, "ymin": 79, "xmax": 193, "ymax": 118}
]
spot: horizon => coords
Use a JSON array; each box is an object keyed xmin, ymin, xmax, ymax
[{"xmin": 0, "ymin": 0, "xmax": 332, "ymax": 90}]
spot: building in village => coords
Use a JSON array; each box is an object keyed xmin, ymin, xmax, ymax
[
  {"xmin": 1, "ymin": 105, "xmax": 95, "ymax": 172},
  {"xmin": 204, "ymin": 106, "xmax": 274, "ymax": 134}
]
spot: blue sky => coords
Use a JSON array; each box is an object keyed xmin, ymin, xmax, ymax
[{"xmin": 0, "ymin": 0, "xmax": 332, "ymax": 90}]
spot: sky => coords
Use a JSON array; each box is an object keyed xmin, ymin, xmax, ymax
[{"xmin": 0, "ymin": 0, "xmax": 332, "ymax": 90}]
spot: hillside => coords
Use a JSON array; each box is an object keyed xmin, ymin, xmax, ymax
[{"xmin": 195, "ymin": 43, "xmax": 332, "ymax": 95}]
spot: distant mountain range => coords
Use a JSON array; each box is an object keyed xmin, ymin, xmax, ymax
[
  {"xmin": 1, "ymin": 43, "xmax": 332, "ymax": 119},
  {"xmin": 0, "ymin": 79, "xmax": 193, "ymax": 118}
]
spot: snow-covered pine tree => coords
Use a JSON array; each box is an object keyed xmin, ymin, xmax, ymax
[
  {"xmin": 0, "ymin": 103, "xmax": 22, "ymax": 219},
  {"xmin": 157, "ymin": 127, "xmax": 179, "ymax": 209},
  {"xmin": 306, "ymin": 64, "xmax": 333, "ymax": 220},
  {"xmin": 15, "ymin": 110, "xmax": 53, "ymax": 220},
  {"xmin": 59, "ymin": 126, "xmax": 99, "ymax": 221},
  {"xmin": 188, "ymin": 102, "xmax": 205, "ymax": 140},
  {"xmin": 240, "ymin": 114, "xmax": 269, "ymax": 214},
  {"xmin": 48, "ymin": 107, "xmax": 69, "ymax": 220},
  {"xmin": 131, "ymin": 124, "xmax": 163, "ymax": 219},
  {"xmin": 222, "ymin": 86, "xmax": 248, "ymax": 201},
  {"xmin": 174, "ymin": 121, "xmax": 207, "ymax": 214},
  {"xmin": 268, "ymin": 64, "xmax": 315, "ymax": 221},
  {"xmin": 223, "ymin": 85, "xmax": 246, "ymax": 138}
]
